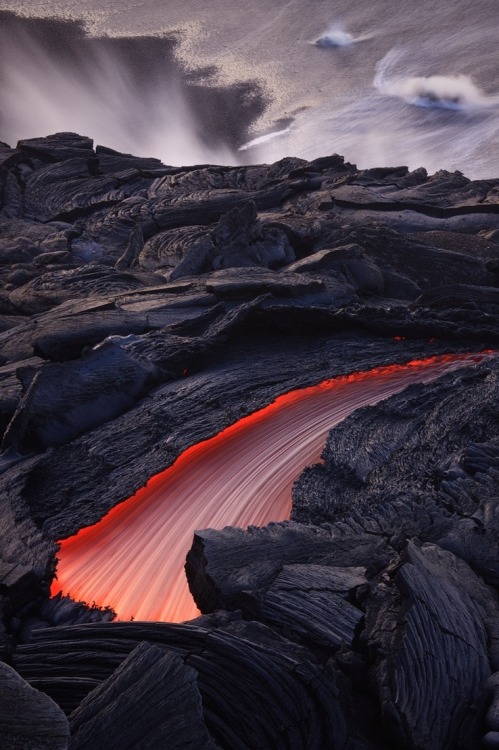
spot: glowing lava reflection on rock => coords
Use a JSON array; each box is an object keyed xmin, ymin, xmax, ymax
[{"xmin": 50, "ymin": 352, "xmax": 493, "ymax": 622}]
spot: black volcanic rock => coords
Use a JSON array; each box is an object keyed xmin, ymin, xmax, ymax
[
  {"xmin": 364, "ymin": 542, "xmax": 493, "ymax": 750},
  {"xmin": 0, "ymin": 659, "xmax": 70, "ymax": 749},
  {"xmin": 259, "ymin": 563, "xmax": 366, "ymax": 649},
  {"xmin": 186, "ymin": 522, "xmax": 392, "ymax": 616},
  {"xmin": 0, "ymin": 561, "xmax": 41, "ymax": 612},
  {"xmin": 6, "ymin": 266, "xmax": 161, "ymax": 315},
  {"xmin": 17, "ymin": 133, "xmax": 94, "ymax": 163},
  {"xmin": 0, "ymin": 141, "xmax": 24, "ymax": 169},
  {"xmin": 292, "ymin": 359, "xmax": 499, "ymax": 535},
  {"xmin": 0, "ymin": 457, "xmax": 55, "ymax": 579},
  {"xmin": 15, "ymin": 621, "xmax": 350, "ymax": 749},
  {"xmin": 412, "ymin": 281, "xmax": 499, "ymax": 311},
  {"xmin": 140, "ymin": 201, "xmax": 295, "ymax": 279},
  {"xmin": 69, "ymin": 642, "xmax": 218, "ymax": 750},
  {"xmin": 0, "ymin": 133, "xmax": 499, "ymax": 748}
]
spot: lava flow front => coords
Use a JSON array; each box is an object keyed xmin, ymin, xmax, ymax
[{"xmin": 50, "ymin": 352, "xmax": 492, "ymax": 622}]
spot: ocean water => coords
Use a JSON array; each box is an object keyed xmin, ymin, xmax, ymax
[{"xmin": 1, "ymin": 0, "xmax": 499, "ymax": 176}]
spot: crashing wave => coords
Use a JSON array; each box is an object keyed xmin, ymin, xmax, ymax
[
  {"xmin": 375, "ymin": 52, "xmax": 499, "ymax": 110},
  {"xmin": 385, "ymin": 74, "xmax": 496, "ymax": 110},
  {"xmin": 313, "ymin": 24, "xmax": 355, "ymax": 48},
  {"xmin": 239, "ymin": 125, "xmax": 293, "ymax": 151}
]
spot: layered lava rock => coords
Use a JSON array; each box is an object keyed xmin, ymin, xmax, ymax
[
  {"xmin": 51, "ymin": 352, "xmax": 493, "ymax": 622},
  {"xmin": 0, "ymin": 133, "xmax": 498, "ymax": 749}
]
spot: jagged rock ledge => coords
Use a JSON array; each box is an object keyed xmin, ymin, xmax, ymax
[{"xmin": 0, "ymin": 132, "xmax": 498, "ymax": 748}]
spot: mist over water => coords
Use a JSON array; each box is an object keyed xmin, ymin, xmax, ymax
[
  {"xmin": 2, "ymin": 1, "xmax": 499, "ymax": 174},
  {"xmin": 0, "ymin": 11, "xmax": 263, "ymax": 165}
]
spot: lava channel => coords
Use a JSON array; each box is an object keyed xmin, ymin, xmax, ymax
[{"xmin": 50, "ymin": 351, "xmax": 493, "ymax": 622}]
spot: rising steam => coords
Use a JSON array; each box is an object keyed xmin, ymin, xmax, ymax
[
  {"xmin": 0, "ymin": 12, "xmax": 256, "ymax": 165},
  {"xmin": 0, "ymin": 47, "xmax": 223, "ymax": 165}
]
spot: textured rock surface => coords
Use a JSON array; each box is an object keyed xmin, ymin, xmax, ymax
[
  {"xmin": 69, "ymin": 642, "xmax": 218, "ymax": 750},
  {"xmin": 15, "ymin": 621, "xmax": 349, "ymax": 750},
  {"xmin": 0, "ymin": 660, "xmax": 69, "ymax": 750},
  {"xmin": 0, "ymin": 132, "xmax": 499, "ymax": 748},
  {"xmin": 364, "ymin": 542, "xmax": 492, "ymax": 750}
]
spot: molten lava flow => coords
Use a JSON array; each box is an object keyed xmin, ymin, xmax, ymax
[{"xmin": 51, "ymin": 352, "xmax": 494, "ymax": 622}]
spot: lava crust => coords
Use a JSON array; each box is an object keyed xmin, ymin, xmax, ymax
[{"xmin": 0, "ymin": 132, "xmax": 498, "ymax": 749}]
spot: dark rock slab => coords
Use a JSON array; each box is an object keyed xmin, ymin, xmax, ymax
[
  {"xmin": 0, "ymin": 659, "xmax": 69, "ymax": 750},
  {"xmin": 0, "ymin": 141, "xmax": 24, "ymax": 169},
  {"xmin": 285, "ymin": 244, "xmax": 386, "ymax": 298},
  {"xmin": 95, "ymin": 147, "xmax": 166, "ymax": 175},
  {"xmin": 205, "ymin": 267, "xmax": 325, "ymax": 298},
  {"xmin": 0, "ymin": 561, "xmax": 41, "ymax": 612},
  {"xmin": 0, "ymin": 596, "xmax": 11, "ymax": 658},
  {"xmin": 0, "ymin": 457, "xmax": 55, "ymax": 579},
  {"xmin": 190, "ymin": 609, "xmax": 313, "ymax": 663},
  {"xmin": 15, "ymin": 621, "xmax": 349, "ymax": 749},
  {"xmin": 381, "ymin": 268, "xmax": 421, "ymax": 300},
  {"xmin": 0, "ymin": 313, "xmax": 29, "ymax": 333},
  {"xmin": 69, "ymin": 642, "xmax": 218, "ymax": 750},
  {"xmin": 8, "ymin": 265, "xmax": 164, "ymax": 315},
  {"xmin": 322, "ymin": 224, "xmax": 495, "ymax": 292},
  {"xmin": 325, "ymin": 200, "xmax": 499, "ymax": 234},
  {"xmin": 364, "ymin": 542, "xmax": 492, "ymax": 750},
  {"xmin": 336, "ymin": 302, "xmax": 499, "ymax": 343},
  {"xmin": 4, "ymin": 340, "xmax": 159, "ymax": 449},
  {"xmin": 17, "ymin": 132, "xmax": 94, "ymax": 163},
  {"xmin": 23, "ymin": 158, "xmax": 144, "ymax": 223},
  {"xmin": 0, "ymin": 356, "xmax": 42, "ymax": 434},
  {"xmin": 114, "ymin": 222, "xmax": 143, "ymax": 270},
  {"xmin": 115, "ymin": 290, "xmax": 218, "ymax": 314},
  {"xmin": 140, "ymin": 201, "xmax": 295, "ymax": 279},
  {"xmin": 0, "ymin": 304, "xmax": 211, "ymax": 363},
  {"xmin": 140, "ymin": 224, "xmax": 214, "ymax": 273},
  {"xmin": 1, "ymin": 166, "xmax": 23, "ymax": 218},
  {"xmin": 413, "ymin": 282, "xmax": 499, "ymax": 312},
  {"xmin": 28, "ymin": 310, "xmax": 166, "ymax": 361},
  {"xmin": 186, "ymin": 522, "xmax": 392, "ymax": 615},
  {"xmin": 329, "ymin": 169, "xmax": 499, "ymax": 212},
  {"xmin": 485, "ymin": 673, "xmax": 499, "ymax": 739},
  {"xmin": 260, "ymin": 563, "xmax": 366, "ymax": 649},
  {"xmin": 410, "ymin": 228, "xmax": 499, "ymax": 260},
  {"xmin": 292, "ymin": 358, "xmax": 499, "ymax": 528}
]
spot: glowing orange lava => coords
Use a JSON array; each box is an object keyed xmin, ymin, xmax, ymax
[{"xmin": 51, "ymin": 351, "xmax": 495, "ymax": 623}]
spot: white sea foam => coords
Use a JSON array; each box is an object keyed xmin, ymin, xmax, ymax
[
  {"xmin": 375, "ymin": 50, "xmax": 499, "ymax": 111},
  {"xmin": 382, "ymin": 73, "xmax": 497, "ymax": 110},
  {"xmin": 238, "ymin": 125, "xmax": 293, "ymax": 151},
  {"xmin": 2, "ymin": 4, "xmax": 499, "ymax": 177},
  {"xmin": 313, "ymin": 23, "xmax": 355, "ymax": 48}
]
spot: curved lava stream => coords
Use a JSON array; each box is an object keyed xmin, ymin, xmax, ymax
[{"xmin": 51, "ymin": 352, "xmax": 492, "ymax": 622}]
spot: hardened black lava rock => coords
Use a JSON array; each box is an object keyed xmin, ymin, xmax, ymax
[{"xmin": 0, "ymin": 132, "xmax": 499, "ymax": 749}]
